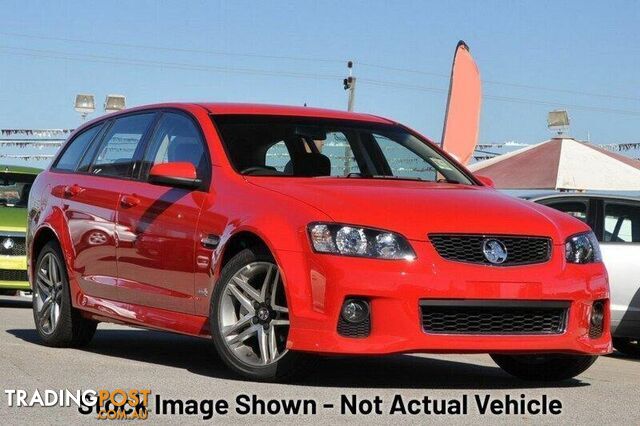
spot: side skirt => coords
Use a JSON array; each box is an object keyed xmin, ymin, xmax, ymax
[{"xmin": 78, "ymin": 294, "xmax": 211, "ymax": 338}]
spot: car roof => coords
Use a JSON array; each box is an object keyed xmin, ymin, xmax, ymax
[
  {"xmin": 526, "ymin": 191, "xmax": 640, "ymax": 203},
  {"xmin": 197, "ymin": 102, "xmax": 395, "ymax": 124},
  {"xmin": 72, "ymin": 102, "xmax": 402, "ymax": 142},
  {"xmin": 0, "ymin": 164, "xmax": 42, "ymax": 175},
  {"xmin": 81, "ymin": 102, "xmax": 396, "ymax": 126}
]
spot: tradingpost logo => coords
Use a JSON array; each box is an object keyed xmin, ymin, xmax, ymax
[
  {"xmin": 3, "ymin": 388, "xmax": 151, "ymax": 420},
  {"xmin": 80, "ymin": 389, "xmax": 152, "ymax": 420}
]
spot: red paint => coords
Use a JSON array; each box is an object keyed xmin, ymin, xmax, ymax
[
  {"xmin": 149, "ymin": 161, "xmax": 197, "ymax": 180},
  {"xmin": 27, "ymin": 102, "xmax": 611, "ymax": 356},
  {"xmin": 475, "ymin": 175, "xmax": 495, "ymax": 188}
]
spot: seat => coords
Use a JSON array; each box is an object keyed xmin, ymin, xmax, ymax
[{"xmin": 290, "ymin": 153, "xmax": 331, "ymax": 177}]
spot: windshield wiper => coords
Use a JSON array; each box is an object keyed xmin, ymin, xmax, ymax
[
  {"xmin": 437, "ymin": 178, "xmax": 461, "ymax": 184},
  {"xmin": 372, "ymin": 175, "xmax": 424, "ymax": 182},
  {"xmin": 342, "ymin": 174, "xmax": 464, "ymax": 184},
  {"xmin": 345, "ymin": 172, "xmax": 366, "ymax": 178},
  {"xmin": 347, "ymin": 174, "xmax": 425, "ymax": 182}
]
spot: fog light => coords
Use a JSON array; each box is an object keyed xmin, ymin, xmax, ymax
[
  {"xmin": 341, "ymin": 299, "xmax": 369, "ymax": 324},
  {"xmin": 591, "ymin": 301, "xmax": 604, "ymax": 327},
  {"xmin": 589, "ymin": 300, "xmax": 605, "ymax": 339}
]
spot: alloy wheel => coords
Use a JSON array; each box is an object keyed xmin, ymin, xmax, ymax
[
  {"xmin": 34, "ymin": 253, "xmax": 63, "ymax": 335},
  {"xmin": 218, "ymin": 262, "xmax": 289, "ymax": 366}
]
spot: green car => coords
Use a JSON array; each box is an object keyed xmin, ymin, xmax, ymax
[{"xmin": 0, "ymin": 165, "xmax": 41, "ymax": 295}]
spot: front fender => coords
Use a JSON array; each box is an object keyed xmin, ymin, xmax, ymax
[{"xmin": 194, "ymin": 180, "xmax": 332, "ymax": 317}]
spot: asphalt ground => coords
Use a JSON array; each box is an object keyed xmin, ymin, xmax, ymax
[{"xmin": 1, "ymin": 295, "xmax": 638, "ymax": 425}]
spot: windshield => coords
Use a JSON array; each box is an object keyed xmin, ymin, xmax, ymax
[
  {"xmin": 213, "ymin": 115, "xmax": 474, "ymax": 184},
  {"xmin": 0, "ymin": 173, "xmax": 36, "ymax": 208}
]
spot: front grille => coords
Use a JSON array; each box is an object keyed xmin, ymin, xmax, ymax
[
  {"xmin": 0, "ymin": 234, "xmax": 26, "ymax": 256},
  {"xmin": 420, "ymin": 300, "xmax": 569, "ymax": 335},
  {"xmin": 337, "ymin": 315, "xmax": 371, "ymax": 338},
  {"xmin": 589, "ymin": 320, "xmax": 603, "ymax": 339},
  {"xmin": 0, "ymin": 269, "xmax": 28, "ymax": 282},
  {"xmin": 589, "ymin": 301, "xmax": 605, "ymax": 339},
  {"xmin": 429, "ymin": 234, "xmax": 551, "ymax": 266}
]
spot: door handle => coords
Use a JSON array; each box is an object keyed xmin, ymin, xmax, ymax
[
  {"xmin": 63, "ymin": 184, "xmax": 83, "ymax": 198},
  {"xmin": 201, "ymin": 234, "xmax": 220, "ymax": 249},
  {"xmin": 120, "ymin": 194, "xmax": 140, "ymax": 208}
]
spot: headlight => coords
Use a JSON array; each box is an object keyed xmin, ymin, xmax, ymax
[
  {"xmin": 565, "ymin": 231, "xmax": 602, "ymax": 264},
  {"xmin": 308, "ymin": 223, "xmax": 416, "ymax": 260}
]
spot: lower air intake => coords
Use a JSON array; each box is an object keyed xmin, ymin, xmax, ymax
[{"xmin": 420, "ymin": 300, "xmax": 569, "ymax": 335}]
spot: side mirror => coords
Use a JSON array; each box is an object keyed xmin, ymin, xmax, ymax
[
  {"xmin": 475, "ymin": 174, "xmax": 495, "ymax": 188},
  {"xmin": 149, "ymin": 162, "xmax": 201, "ymax": 189}
]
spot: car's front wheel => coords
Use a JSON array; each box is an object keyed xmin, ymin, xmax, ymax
[
  {"xmin": 32, "ymin": 241, "xmax": 97, "ymax": 347},
  {"xmin": 613, "ymin": 337, "xmax": 640, "ymax": 357},
  {"xmin": 210, "ymin": 247, "xmax": 313, "ymax": 382},
  {"xmin": 490, "ymin": 353, "xmax": 598, "ymax": 381}
]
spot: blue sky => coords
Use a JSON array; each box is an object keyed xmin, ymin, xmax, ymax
[{"xmin": 0, "ymin": 0, "xmax": 639, "ymax": 145}]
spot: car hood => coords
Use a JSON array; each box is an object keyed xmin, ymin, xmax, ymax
[
  {"xmin": 0, "ymin": 206, "xmax": 27, "ymax": 233},
  {"xmin": 246, "ymin": 177, "xmax": 587, "ymax": 243}
]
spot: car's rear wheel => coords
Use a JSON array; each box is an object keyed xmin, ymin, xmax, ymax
[
  {"xmin": 210, "ymin": 247, "xmax": 313, "ymax": 382},
  {"xmin": 490, "ymin": 353, "xmax": 598, "ymax": 381},
  {"xmin": 613, "ymin": 337, "xmax": 640, "ymax": 357},
  {"xmin": 33, "ymin": 241, "xmax": 97, "ymax": 347}
]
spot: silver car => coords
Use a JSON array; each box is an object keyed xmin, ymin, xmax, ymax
[{"xmin": 528, "ymin": 193, "xmax": 640, "ymax": 356}]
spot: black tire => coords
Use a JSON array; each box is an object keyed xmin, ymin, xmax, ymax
[
  {"xmin": 210, "ymin": 247, "xmax": 314, "ymax": 382},
  {"xmin": 613, "ymin": 337, "xmax": 640, "ymax": 357},
  {"xmin": 490, "ymin": 353, "xmax": 597, "ymax": 381},
  {"xmin": 32, "ymin": 241, "xmax": 97, "ymax": 347}
]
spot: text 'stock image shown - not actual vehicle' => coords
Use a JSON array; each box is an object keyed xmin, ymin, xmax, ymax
[
  {"xmin": 26, "ymin": 102, "xmax": 611, "ymax": 382},
  {"xmin": 0, "ymin": 165, "xmax": 40, "ymax": 295}
]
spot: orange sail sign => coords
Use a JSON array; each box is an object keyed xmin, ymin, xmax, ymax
[{"xmin": 441, "ymin": 41, "xmax": 482, "ymax": 166}]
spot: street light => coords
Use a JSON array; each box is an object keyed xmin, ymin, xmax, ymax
[
  {"xmin": 104, "ymin": 94, "xmax": 126, "ymax": 113},
  {"xmin": 74, "ymin": 94, "xmax": 95, "ymax": 121}
]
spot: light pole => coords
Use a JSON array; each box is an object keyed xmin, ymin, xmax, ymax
[
  {"xmin": 343, "ymin": 61, "xmax": 356, "ymax": 174},
  {"xmin": 344, "ymin": 61, "xmax": 356, "ymax": 112}
]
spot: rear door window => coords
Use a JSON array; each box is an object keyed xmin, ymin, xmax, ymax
[
  {"xmin": 604, "ymin": 203, "xmax": 640, "ymax": 243},
  {"xmin": 91, "ymin": 113, "xmax": 155, "ymax": 178},
  {"xmin": 53, "ymin": 124, "xmax": 103, "ymax": 171}
]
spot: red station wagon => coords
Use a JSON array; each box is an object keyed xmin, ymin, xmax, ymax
[{"xmin": 27, "ymin": 103, "xmax": 610, "ymax": 381}]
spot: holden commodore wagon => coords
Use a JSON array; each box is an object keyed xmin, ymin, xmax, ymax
[{"xmin": 26, "ymin": 102, "xmax": 610, "ymax": 381}]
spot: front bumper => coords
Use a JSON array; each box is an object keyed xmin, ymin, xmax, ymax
[
  {"xmin": 276, "ymin": 240, "xmax": 611, "ymax": 356},
  {"xmin": 0, "ymin": 255, "xmax": 30, "ymax": 290}
]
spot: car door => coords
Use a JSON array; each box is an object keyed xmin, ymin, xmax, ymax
[
  {"xmin": 49, "ymin": 121, "xmax": 121, "ymax": 301},
  {"xmin": 49, "ymin": 113, "xmax": 157, "ymax": 301},
  {"xmin": 596, "ymin": 199, "xmax": 640, "ymax": 336},
  {"xmin": 115, "ymin": 111, "xmax": 210, "ymax": 313}
]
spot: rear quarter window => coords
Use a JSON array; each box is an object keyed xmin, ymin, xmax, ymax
[{"xmin": 53, "ymin": 124, "xmax": 103, "ymax": 171}]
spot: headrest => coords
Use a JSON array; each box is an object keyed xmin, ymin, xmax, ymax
[{"xmin": 291, "ymin": 153, "xmax": 331, "ymax": 177}]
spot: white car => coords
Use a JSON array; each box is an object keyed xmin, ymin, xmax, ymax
[{"xmin": 530, "ymin": 193, "xmax": 640, "ymax": 356}]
